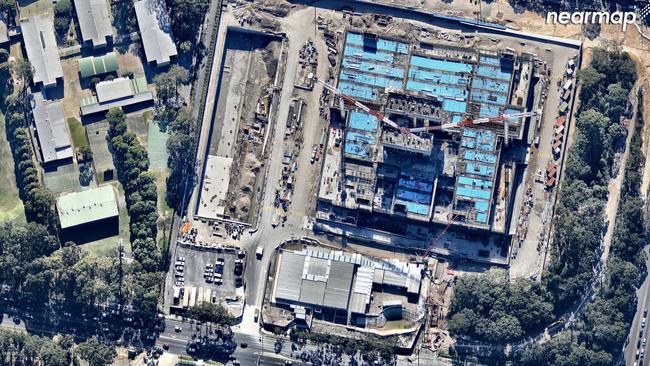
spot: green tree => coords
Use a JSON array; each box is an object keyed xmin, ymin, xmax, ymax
[
  {"xmin": 167, "ymin": 0, "xmax": 209, "ymax": 42},
  {"xmin": 77, "ymin": 337, "xmax": 116, "ymax": 366},
  {"xmin": 0, "ymin": 49, "xmax": 9, "ymax": 63},
  {"xmin": 15, "ymin": 59, "xmax": 33, "ymax": 91},
  {"xmin": 53, "ymin": 0, "xmax": 72, "ymax": 36},
  {"xmin": 186, "ymin": 302, "xmax": 235, "ymax": 325}
]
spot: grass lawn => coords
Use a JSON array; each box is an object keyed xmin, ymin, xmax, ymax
[
  {"xmin": 67, "ymin": 117, "xmax": 89, "ymax": 150},
  {"xmin": 0, "ymin": 111, "xmax": 25, "ymax": 223},
  {"xmin": 143, "ymin": 110, "xmax": 152, "ymax": 123},
  {"xmin": 382, "ymin": 319, "xmax": 414, "ymax": 330}
]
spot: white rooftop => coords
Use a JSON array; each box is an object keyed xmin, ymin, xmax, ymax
[
  {"xmin": 196, "ymin": 155, "xmax": 232, "ymax": 219},
  {"xmin": 31, "ymin": 93, "xmax": 73, "ymax": 163},
  {"xmin": 95, "ymin": 77, "xmax": 134, "ymax": 103},
  {"xmin": 74, "ymin": 0, "xmax": 113, "ymax": 47},
  {"xmin": 20, "ymin": 14, "xmax": 63, "ymax": 87},
  {"xmin": 134, "ymin": 0, "xmax": 178, "ymax": 66}
]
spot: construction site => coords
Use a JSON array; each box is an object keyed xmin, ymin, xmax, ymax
[
  {"xmin": 196, "ymin": 27, "xmax": 284, "ymax": 225},
  {"xmin": 316, "ymin": 30, "xmax": 541, "ymax": 240}
]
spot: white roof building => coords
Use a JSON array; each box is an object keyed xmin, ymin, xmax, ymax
[
  {"xmin": 74, "ymin": 0, "xmax": 113, "ymax": 48},
  {"xmin": 31, "ymin": 93, "xmax": 73, "ymax": 164},
  {"xmin": 134, "ymin": 0, "xmax": 178, "ymax": 67},
  {"xmin": 20, "ymin": 14, "xmax": 63, "ymax": 87}
]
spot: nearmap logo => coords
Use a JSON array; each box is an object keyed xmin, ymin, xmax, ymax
[{"xmin": 546, "ymin": 4, "xmax": 650, "ymax": 32}]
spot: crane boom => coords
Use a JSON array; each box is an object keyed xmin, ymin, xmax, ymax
[
  {"xmin": 407, "ymin": 109, "xmax": 541, "ymax": 134},
  {"xmin": 312, "ymin": 73, "xmax": 541, "ymax": 142},
  {"xmin": 312, "ymin": 75, "xmax": 426, "ymax": 141}
]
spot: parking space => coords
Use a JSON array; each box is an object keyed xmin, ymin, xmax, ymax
[{"xmin": 171, "ymin": 245, "xmax": 246, "ymax": 308}]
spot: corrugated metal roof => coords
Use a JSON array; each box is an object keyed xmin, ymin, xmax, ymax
[
  {"xmin": 32, "ymin": 93, "xmax": 72, "ymax": 164},
  {"xmin": 20, "ymin": 15, "xmax": 63, "ymax": 87},
  {"xmin": 382, "ymin": 269, "xmax": 408, "ymax": 288},
  {"xmin": 274, "ymin": 252, "xmax": 304, "ymax": 303},
  {"xmin": 74, "ymin": 0, "xmax": 112, "ymax": 47},
  {"xmin": 78, "ymin": 52, "xmax": 118, "ymax": 78},
  {"xmin": 96, "ymin": 77, "xmax": 134, "ymax": 103},
  {"xmin": 353, "ymin": 266, "xmax": 374, "ymax": 296},
  {"xmin": 134, "ymin": 0, "xmax": 178, "ymax": 66},
  {"xmin": 348, "ymin": 292, "xmax": 369, "ymax": 314},
  {"xmin": 299, "ymin": 280, "xmax": 326, "ymax": 306},
  {"xmin": 407, "ymin": 264, "xmax": 422, "ymax": 294},
  {"xmin": 323, "ymin": 260, "xmax": 353, "ymax": 310},
  {"xmin": 305, "ymin": 256, "xmax": 329, "ymax": 278},
  {"xmin": 57, "ymin": 185, "xmax": 119, "ymax": 228},
  {"xmin": 80, "ymin": 92, "xmax": 153, "ymax": 116},
  {"xmin": 373, "ymin": 268, "xmax": 385, "ymax": 285}
]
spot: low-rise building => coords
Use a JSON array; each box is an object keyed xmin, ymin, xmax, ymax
[
  {"xmin": 20, "ymin": 15, "xmax": 63, "ymax": 88},
  {"xmin": 57, "ymin": 185, "xmax": 119, "ymax": 243},
  {"xmin": 134, "ymin": 0, "xmax": 177, "ymax": 67},
  {"xmin": 80, "ymin": 76, "xmax": 153, "ymax": 115},
  {"xmin": 31, "ymin": 93, "xmax": 73, "ymax": 165},
  {"xmin": 270, "ymin": 246, "xmax": 422, "ymax": 327},
  {"xmin": 74, "ymin": 0, "xmax": 113, "ymax": 48},
  {"xmin": 78, "ymin": 52, "xmax": 119, "ymax": 79}
]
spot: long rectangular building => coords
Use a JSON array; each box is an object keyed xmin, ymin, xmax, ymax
[
  {"xmin": 20, "ymin": 15, "xmax": 63, "ymax": 88},
  {"xmin": 134, "ymin": 0, "xmax": 178, "ymax": 67},
  {"xmin": 74, "ymin": 0, "xmax": 113, "ymax": 48},
  {"xmin": 31, "ymin": 93, "xmax": 73, "ymax": 165}
]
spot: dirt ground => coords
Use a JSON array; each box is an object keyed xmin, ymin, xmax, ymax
[
  {"xmin": 116, "ymin": 44, "xmax": 146, "ymax": 78},
  {"xmin": 61, "ymin": 58, "xmax": 91, "ymax": 120}
]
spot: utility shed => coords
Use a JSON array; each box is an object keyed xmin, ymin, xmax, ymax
[
  {"xmin": 134, "ymin": 0, "xmax": 177, "ymax": 67},
  {"xmin": 78, "ymin": 52, "xmax": 118, "ymax": 78},
  {"xmin": 57, "ymin": 186, "xmax": 119, "ymax": 228},
  {"xmin": 74, "ymin": 0, "xmax": 113, "ymax": 48},
  {"xmin": 31, "ymin": 93, "xmax": 73, "ymax": 165},
  {"xmin": 20, "ymin": 14, "xmax": 63, "ymax": 87}
]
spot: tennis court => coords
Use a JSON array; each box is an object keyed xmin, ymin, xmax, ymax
[
  {"xmin": 44, "ymin": 164, "xmax": 80, "ymax": 193},
  {"xmin": 86, "ymin": 121, "xmax": 115, "ymax": 183},
  {"xmin": 148, "ymin": 121, "xmax": 169, "ymax": 169}
]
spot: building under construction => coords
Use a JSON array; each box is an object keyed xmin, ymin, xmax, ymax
[{"xmin": 316, "ymin": 31, "xmax": 538, "ymax": 234}]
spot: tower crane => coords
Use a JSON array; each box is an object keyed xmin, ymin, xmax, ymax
[
  {"xmin": 407, "ymin": 109, "xmax": 541, "ymax": 137},
  {"xmin": 310, "ymin": 74, "xmax": 429, "ymax": 143},
  {"xmin": 311, "ymin": 74, "xmax": 541, "ymax": 144}
]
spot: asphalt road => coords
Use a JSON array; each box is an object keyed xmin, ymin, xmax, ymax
[{"xmin": 624, "ymin": 249, "xmax": 650, "ymax": 365}]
